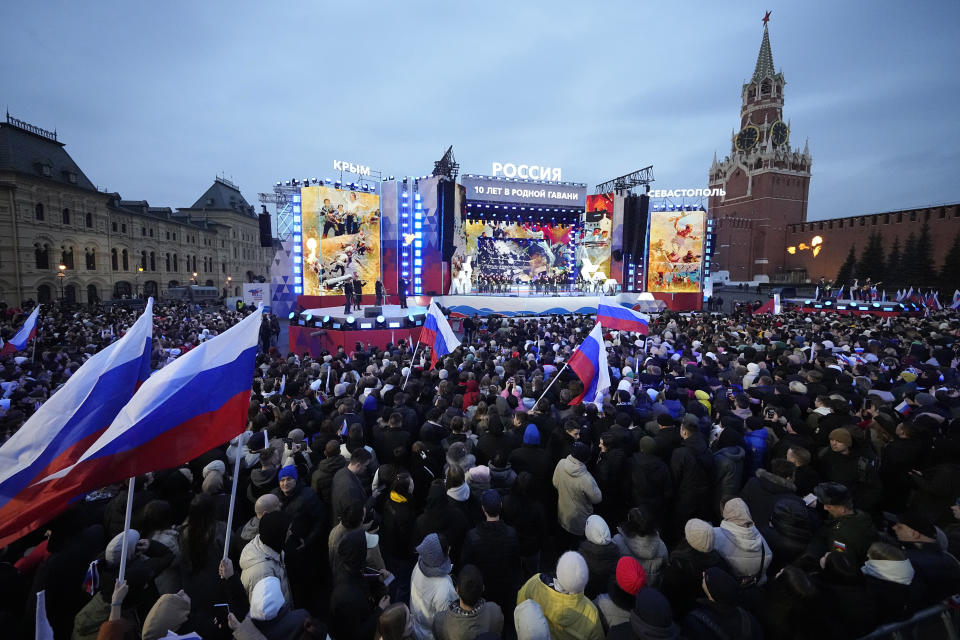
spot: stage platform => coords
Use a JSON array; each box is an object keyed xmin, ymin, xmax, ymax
[
  {"xmin": 434, "ymin": 293, "xmax": 675, "ymax": 317},
  {"xmin": 775, "ymin": 298, "xmax": 924, "ymax": 317}
]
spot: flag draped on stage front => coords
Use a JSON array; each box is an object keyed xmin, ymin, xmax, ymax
[
  {"xmin": 0, "ymin": 305, "xmax": 40, "ymax": 355},
  {"xmin": 567, "ymin": 323, "xmax": 610, "ymax": 409},
  {"xmin": 420, "ymin": 302, "xmax": 461, "ymax": 369},
  {"xmin": 596, "ymin": 299, "xmax": 650, "ymax": 334},
  {"xmin": 0, "ymin": 300, "xmax": 153, "ymax": 547}
]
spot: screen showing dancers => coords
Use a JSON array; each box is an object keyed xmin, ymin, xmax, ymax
[
  {"xmin": 647, "ymin": 209, "xmax": 706, "ymax": 293},
  {"xmin": 300, "ymin": 186, "xmax": 381, "ymax": 296}
]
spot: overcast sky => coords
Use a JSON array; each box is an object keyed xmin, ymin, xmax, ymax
[{"xmin": 4, "ymin": 1, "xmax": 958, "ymax": 221}]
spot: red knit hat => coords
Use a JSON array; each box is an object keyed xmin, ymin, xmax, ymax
[{"xmin": 615, "ymin": 556, "xmax": 647, "ymax": 595}]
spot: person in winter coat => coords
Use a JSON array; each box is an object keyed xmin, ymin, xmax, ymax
[
  {"xmin": 669, "ymin": 423, "xmax": 712, "ymax": 538},
  {"xmin": 329, "ymin": 529, "xmax": 390, "ymax": 640},
  {"xmin": 515, "ymin": 551, "xmax": 604, "ymax": 640},
  {"xmin": 710, "ymin": 446, "xmax": 744, "ymax": 521},
  {"xmin": 311, "ymin": 440, "xmax": 347, "ymax": 505},
  {"xmin": 752, "ymin": 565, "xmax": 825, "ymax": 640},
  {"xmin": 410, "ymin": 533, "xmax": 457, "ymax": 640},
  {"xmin": 239, "ymin": 511, "xmax": 293, "ymax": 604},
  {"xmin": 612, "ymin": 507, "xmax": 669, "ymax": 588},
  {"xmin": 460, "ymin": 490, "xmax": 522, "ymax": 615},
  {"xmin": 502, "ymin": 471, "xmax": 549, "ymax": 576},
  {"xmin": 381, "ymin": 474, "xmax": 419, "ymax": 603},
  {"xmin": 432, "ymin": 564, "xmax": 504, "ymax": 640},
  {"xmin": 816, "ymin": 428, "xmax": 882, "ymax": 513},
  {"xmin": 415, "ymin": 481, "xmax": 470, "ymax": 566},
  {"xmin": 577, "ymin": 515, "xmax": 622, "ymax": 599},
  {"xmin": 594, "ymin": 431, "xmax": 630, "ymax": 527},
  {"xmin": 445, "ymin": 465, "xmax": 482, "ymax": 526},
  {"xmin": 514, "ymin": 599, "xmax": 550, "ymax": 640},
  {"xmin": 811, "ymin": 551, "xmax": 878, "ymax": 639},
  {"xmin": 740, "ymin": 458, "xmax": 805, "ymax": 531},
  {"xmin": 742, "ymin": 416, "xmax": 776, "ymax": 479},
  {"xmin": 553, "ymin": 443, "xmax": 603, "ymax": 541},
  {"xmin": 141, "ymin": 591, "xmax": 191, "ymax": 640},
  {"xmin": 606, "ymin": 588, "xmax": 681, "ymax": 640},
  {"xmin": 712, "ymin": 498, "xmax": 772, "ymax": 586},
  {"xmin": 629, "ymin": 436, "xmax": 672, "ymax": 527},
  {"xmin": 804, "ymin": 482, "xmax": 877, "ymax": 566},
  {"xmin": 248, "ymin": 576, "xmax": 310, "ymax": 640},
  {"xmin": 891, "ymin": 510, "xmax": 960, "ymax": 603},
  {"xmin": 763, "ymin": 499, "xmax": 816, "ymax": 573},
  {"xmin": 593, "ymin": 556, "xmax": 647, "ymax": 631},
  {"xmin": 509, "ymin": 424, "xmax": 552, "ymax": 504},
  {"xmin": 682, "ymin": 567, "xmax": 764, "ymax": 640},
  {"xmin": 861, "ymin": 542, "xmax": 924, "ymax": 625},
  {"xmin": 660, "ymin": 519, "xmax": 732, "ymax": 618},
  {"xmin": 488, "ymin": 451, "xmax": 517, "ymax": 493}
]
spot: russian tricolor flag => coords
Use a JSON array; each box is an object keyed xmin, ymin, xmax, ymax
[
  {"xmin": 0, "ymin": 300, "xmax": 153, "ymax": 547},
  {"xmin": 568, "ymin": 323, "xmax": 611, "ymax": 409},
  {"xmin": 34, "ymin": 308, "xmax": 263, "ymax": 510},
  {"xmin": 597, "ymin": 299, "xmax": 650, "ymax": 335},
  {"xmin": 420, "ymin": 302, "xmax": 461, "ymax": 369},
  {"xmin": 0, "ymin": 305, "xmax": 41, "ymax": 356}
]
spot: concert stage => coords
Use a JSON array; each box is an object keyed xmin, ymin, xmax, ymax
[
  {"xmin": 288, "ymin": 304, "xmax": 428, "ymax": 354},
  {"xmin": 777, "ymin": 298, "xmax": 925, "ymax": 317}
]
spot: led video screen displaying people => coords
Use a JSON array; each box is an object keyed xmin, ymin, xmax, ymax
[{"xmin": 647, "ymin": 209, "xmax": 706, "ymax": 293}]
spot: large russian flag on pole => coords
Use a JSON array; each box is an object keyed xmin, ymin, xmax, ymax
[
  {"xmin": 597, "ymin": 298, "xmax": 650, "ymax": 334},
  {"xmin": 3, "ymin": 308, "xmax": 262, "ymax": 546},
  {"xmin": 567, "ymin": 323, "xmax": 611, "ymax": 409},
  {"xmin": 1, "ymin": 305, "xmax": 41, "ymax": 356},
  {"xmin": 0, "ymin": 300, "xmax": 153, "ymax": 547},
  {"xmin": 420, "ymin": 302, "xmax": 461, "ymax": 369}
]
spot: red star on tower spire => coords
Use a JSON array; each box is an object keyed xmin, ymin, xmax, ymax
[{"xmin": 762, "ymin": 11, "xmax": 771, "ymax": 26}]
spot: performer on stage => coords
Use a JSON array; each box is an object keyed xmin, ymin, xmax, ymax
[
  {"xmin": 352, "ymin": 275, "xmax": 363, "ymax": 310},
  {"xmin": 375, "ymin": 279, "xmax": 384, "ymax": 306},
  {"xmin": 399, "ymin": 277, "xmax": 408, "ymax": 309},
  {"xmin": 343, "ymin": 278, "xmax": 354, "ymax": 314}
]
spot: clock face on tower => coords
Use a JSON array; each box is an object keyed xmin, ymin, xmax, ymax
[
  {"xmin": 771, "ymin": 120, "xmax": 789, "ymax": 146},
  {"xmin": 735, "ymin": 125, "xmax": 760, "ymax": 151}
]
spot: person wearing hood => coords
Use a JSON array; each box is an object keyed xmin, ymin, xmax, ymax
[
  {"xmin": 311, "ymin": 439, "xmax": 347, "ymax": 505},
  {"xmin": 241, "ymin": 576, "xmax": 310, "ymax": 640},
  {"xmin": 763, "ymin": 498, "xmax": 816, "ymax": 574},
  {"xmin": 329, "ymin": 529, "xmax": 390, "ymax": 640},
  {"xmin": 740, "ymin": 458, "xmax": 806, "ymax": 533},
  {"xmin": 553, "ymin": 442, "xmax": 603, "ymax": 543},
  {"xmin": 669, "ymin": 422, "xmax": 712, "ymax": 540},
  {"xmin": 432, "ymin": 564, "xmax": 504, "ymax": 640},
  {"xmin": 682, "ymin": 567, "xmax": 763, "ymax": 640},
  {"xmin": 445, "ymin": 465, "xmax": 483, "ymax": 525},
  {"xmin": 606, "ymin": 587, "xmax": 681, "ymax": 640},
  {"xmin": 239, "ymin": 511, "xmax": 293, "ymax": 604},
  {"xmin": 461, "ymin": 490, "xmax": 521, "ymax": 614},
  {"xmin": 861, "ymin": 542, "xmax": 924, "ymax": 625},
  {"xmin": 415, "ymin": 480, "xmax": 470, "ymax": 565},
  {"xmin": 577, "ymin": 515, "xmax": 622, "ymax": 599},
  {"xmin": 712, "ymin": 498, "xmax": 772, "ymax": 586},
  {"xmin": 141, "ymin": 591, "xmax": 191, "ymax": 640},
  {"xmin": 660, "ymin": 519, "xmax": 731, "ymax": 618},
  {"xmin": 509, "ymin": 424, "xmax": 551, "ymax": 503},
  {"xmin": 247, "ymin": 445, "xmax": 281, "ymax": 504},
  {"xmin": 514, "ymin": 599, "xmax": 550, "ymax": 640},
  {"xmin": 515, "ymin": 551, "xmax": 604, "ymax": 640},
  {"xmin": 710, "ymin": 443, "xmax": 745, "ymax": 521},
  {"xmin": 410, "ymin": 533, "xmax": 457, "ymax": 640},
  {"xmin": 612, "ymin": 507, "xmax": 669, "ymax": 588},
  {"xmin": 593, "ymin": 556, "xmax": 647, "ymax": 631},
  {"xmin": 463, "ymin": 379, "xmax": 481, "ymax": 409}
]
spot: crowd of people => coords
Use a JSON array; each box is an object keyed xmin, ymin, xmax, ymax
[{"xmin": 2, "ymin": 300, "xmax": 960, "ymax": 640}]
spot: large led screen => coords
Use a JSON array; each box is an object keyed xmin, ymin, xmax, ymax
[
  {"xmin": 300, "ymin": 186, "xmax": 381, "ymax": 296},
  {"xmin": 647, "ymin": 209, "xmax": 705, "ymax": 293},
  {"xmin": 458, "ymin": 220, "xmax": 576, "ymax": 284},
  {"xmin": 581, "ymin": 193, "xmax": 614, "ymax": 283}
]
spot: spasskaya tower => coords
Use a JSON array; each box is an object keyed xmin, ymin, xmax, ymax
[{"xmin": 708, "ymin": 14, "xmax": 812, "ymax": 282}]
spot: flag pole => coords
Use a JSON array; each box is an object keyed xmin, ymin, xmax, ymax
[
  {"xmin": 117, "ymin": 476, "xmax": 136, "ymax": 583},
  {"xmin": 222, "ymin": 435, "xmax": 243, "ymax": 561},
  {"xmin": 32, "ymin": 329, "xmax": 38, "ymax": 363},
  {"xmin": 532, "ymin": 359, "xmax": 571, "ymax": 411},
  {"xmin": 403, "ymin": 340, "xmax": 420, "ymax": 390}
]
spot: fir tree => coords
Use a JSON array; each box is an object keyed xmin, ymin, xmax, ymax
[
  {"xmin": 856, "ymin": 231, "xmax": 885, "ymax": 282},
  {"xmin": 900, "ymin": 232, "xmax": 918, "ymax": 287},
  {"xmin": 836, "ymin": 244, "xmax": 857, "ymax": 286},
  {"xmin": 939, "ymin": 232, "xmax": 960, "ymax": 290},
  {"xmin": 913, "ymin": 221, "xmax": 935, "ymax": 288},
  {"xmin": 885, "ymin": 237, "xmax": 902, "ymax": 287}
]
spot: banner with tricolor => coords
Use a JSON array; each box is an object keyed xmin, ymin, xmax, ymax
[
  {"xmin": 0, "ymin": 300, "xmax": 153, "ymax": 547},
  {"xmin": 567, "ymin": 322, "xmax": 611, "ymax": 409},
  {"xmin": 0, "ymin": 305, "xmax": 41, "ymax": 356},
  {"xmin": 596, "ymin": 298, "xmax": 650, "ymax": 334},
  {"xmin": 420, "ymin": 302, "xmax": 461, "ymax": 369}
]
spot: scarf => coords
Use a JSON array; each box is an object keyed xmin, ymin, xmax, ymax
[{"xmin": 862, "ymin": 559, "xmax": 914, "ymax": 585}]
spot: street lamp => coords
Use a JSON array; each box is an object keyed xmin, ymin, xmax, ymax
[
  {"xmin": 57, "ymin": 264, "xmax": 67, "ymax": 302},
  {"xmin": 136, "ymin": 266, "xmax": 144, "ymax": 298},
  {"xmin": 192, "ymin": 271, "xmax": 198, "ymax": 285},
  {"xmin": 226, "ymin": 276, "xmax": 232, "ymax": 297}
]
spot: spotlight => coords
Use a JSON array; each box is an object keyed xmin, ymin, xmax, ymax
[
  {"xmin": 346, "ymin": 315, "xmax": 356, "ymax": 325},
  {"xmin": 406, "ymin": 314, "xmax": 416, "ymax": 327},
  {"xmin": 288, "ymin": 311, "xmax": 296, "ymax": 321},
  {"xmin": 303, "ymin": 313, "xmax": 314, "ymax": 326},
  {"xmin": 322, "ymin": 315, "xmax": 331, "ymax": 327},
  {"xmin": 376, "ymin": 315, "xmax": 386, "ymax": 327},
  {"xmin": 335, "ymin": 180, "xmax": 342, "ymax": 188}
]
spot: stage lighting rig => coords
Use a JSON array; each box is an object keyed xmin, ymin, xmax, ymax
[
  {"xmin": 595, "ymin": 165, "xmax": 654, "ymax": 195},
  {"xmin": 432, "ymin": 145, "xmax": 460, "ymax": 180}
]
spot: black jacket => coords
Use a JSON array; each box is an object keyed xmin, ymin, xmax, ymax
[
  {"xmin": 682, "ymin": 600, "xmax": 764, "ymax": 640},
  {"xmin": 763, "ymin": 499, "xmax": 815, "ymax": 572},
  {"xmin": 670, "ymin": 434, "xmax": 713, "ymax": 514},
  {"xmin": 629, "ymin": 451, "xmax": 673, "ymax": 523},
  {"xmin": 578, "ymin": 539, "xmax": 622, "ymax": 600},
  {"xmin": 660, "ymin": 543, "xmax": 731, "ymax": 618},
  {"xmin": 331, "ymin": 466, "xmax": 367, "ymax": 525},
  {"xmin": 461, "ymin": 520, "xmax": 522, "ymax": 611},
  {"xmin": 311, "ymin": 454, "xmax": 346, "ymax": 505},
  {"xmin": 903, "ymin": 541, "xmax": 960, "ymax": 603},
  {"xmin": 741, "ymin": 469, "xmax": 803, "ymax": 531}
]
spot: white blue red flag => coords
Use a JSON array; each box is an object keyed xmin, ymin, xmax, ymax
[
  {"xmin": 597, "ymin": 299, "xmax": 650, "ymax": 334},
  {"xmin": 567, "ymin": 323, "xmax": 611, "ymax": 409},
  {"xmin": 1, "ymin": 307, "xmax": 262, "ymax": 547},
  {"xmin": 0, "ymin": 300, "xmax": 153, "ymax": 547},
  {"xmin": 929, "ymin": 293, "xmax": 942, "ymax": 310},
  {"xmin": 951, "ymin": 290, "xmax": 960, "ymax": 310},
  {"xmin": 1, "ymin": 305, "xmax": 40, "ymax": 356},
  {"xmin": 835, "ymin": 285, "xmax": 844, "ymax": 300},
  {"xmin": 420, "ymin": 302, "xmax": 461, "ymax": 369}
]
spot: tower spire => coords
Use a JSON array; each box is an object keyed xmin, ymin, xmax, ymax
[{"xmin": 752, "ymin": 18, "xmax": 775, "ymax": 83}]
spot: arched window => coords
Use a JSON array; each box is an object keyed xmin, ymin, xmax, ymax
[
  {"xmin": 61, "ymin": 246, "xmax": 75, "ymax": 269},
  {"xmin": 34, "ymin": 243, "xmax": 50, "ymax": 269},
  {"xmin": 85, "ymin": 212, "xmax": 93, "ymax": 228},
  {"xmin": 86, "ymin": 249, "xmax": 96, "ymax": 270},
  {"xmin": 62, "ymin": 208, "xmax": 71, "ymax": 225},
  {"xmin": 87, "ymin": 284, "xmax": 99, "ymax": 304},
  {"xmin": 150, "ymin": 252, "xmax": 156, "ymax": 271},
  {"xmin": 761, "ymin": 79, "xmax": 771, "ymax": 96},
  {"xmin": 111, "ymin": 248, "xmax": 118, "ymax": 271},
  {"xmin": 35, "ymin": 203, "xmax": 45, "ymax": 221},
  {"xmin": 121, "ymin": 249, "xmax": 129, "ymax": 271}
]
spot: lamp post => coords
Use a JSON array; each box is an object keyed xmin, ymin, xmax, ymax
[
  {"xmin": 226, "ymin": 276, "xmax": 232, "ymax": 298},
  {"xmin": 191, "ymin": 271, "xmax": 198, "ymax": 285},
  {"xmin": 57, "ymin": 264, "xmax": 67, "ymax": 303},
  {"xmin": 136, "ymin": 266, "xmax": 144, "ymax": 298}
]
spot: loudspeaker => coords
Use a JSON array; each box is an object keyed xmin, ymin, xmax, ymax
[
  {"xmin": 364, "ymin": 306, "xmax": 383, "ymax": 318},
  {"xmin": 258, "ymin": 209, "xmax": 273, "ymax": 247},
  {"xmin": 439, "ymin": 180, "xmax": 456, "ymax": 261}
]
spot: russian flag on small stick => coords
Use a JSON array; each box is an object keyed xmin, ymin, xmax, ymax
[
  {"xmin": 567, "ymin": 322, "xmax": 611, "ymax": 409},
  {"xmin": 0, "ymin": 299, "xmax": 154, "ymax": 547},
  {"xmin": 0, "ymin": 305, "xmax": 40, "ymax": 355},
  {"xmin": 0, "ymin": 306, "xmax": 262, "ymax": 548},
  {"xmin": 597, "ymin": 298, "xmax": 650, "ymax": 334},
  {"xmin": 420, "ymin": 302, "xmax": 461, "ymax": 369}
]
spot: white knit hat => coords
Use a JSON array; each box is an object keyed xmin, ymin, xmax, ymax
[{"xmin": 554, "ymin": 551, "xmax": 589, "ymax": 594}]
